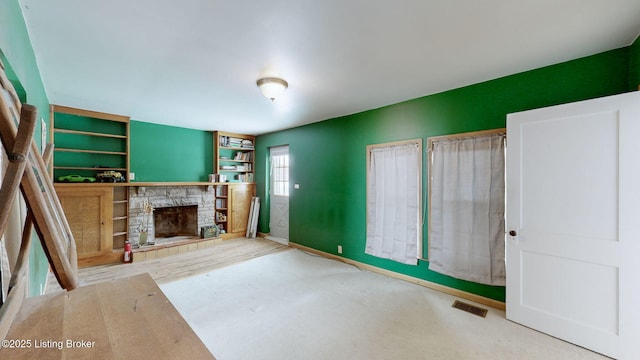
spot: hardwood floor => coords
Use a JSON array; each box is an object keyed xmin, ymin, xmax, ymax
[{"xmin": 47, "ymin": 237, "xmax": 290, "ymax": 293}]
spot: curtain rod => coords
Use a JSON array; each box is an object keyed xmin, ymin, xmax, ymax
[{"xmin": 427, "ymin": 129, "xmax": 506, "ymax": 151}]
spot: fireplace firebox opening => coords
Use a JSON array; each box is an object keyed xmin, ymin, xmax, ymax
[{"xmin": 153, "ymin": 205, "xmax": 198, "ymax": 238}]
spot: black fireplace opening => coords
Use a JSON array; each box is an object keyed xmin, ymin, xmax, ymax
[{"xmin": 153, "ymin": 205, "xmax": 198, "ymax": 238}]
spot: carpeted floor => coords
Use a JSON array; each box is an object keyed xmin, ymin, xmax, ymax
[{"xmin": 160, "ymin": 249, "xmax": 609, "ymax": 360}]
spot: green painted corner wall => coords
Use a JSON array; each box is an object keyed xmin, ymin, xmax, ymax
[
  {"xmin": 630, "ymin": 35, "xmax": 640, "ymax": 90},
  {"xmin": 129, "ymin": 120, "xmax": 213, "ymax": 182},
  {"xmin": 256, "ymin": 47, "xmax": 632, "ymax": 302},
  {"xmin": 1, "ymin": 0, "xmax": 52, "ymax": 297}
]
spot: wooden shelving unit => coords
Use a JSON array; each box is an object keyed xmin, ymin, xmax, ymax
[
  {"xmin": 112, "ymin": 186, "xmax": 129, "ymax": 249},
  {"xmin": 213, "ymin": 130, "xmax": 255, "ymax": 183},
  {"xmin": 212, "ymin": 131, "xmax": 256, "ymax": 239},
  {"xmin": 50, "ymin": 105, "xmax": 130, "ymax": 181},
  {"xmin": 50, "ymin": 105, "xmax": 131, "ymax": 266},
  {"xmin": 214, "ymin": 184, "xmax": 228, "ymax": 233},
  {"xmin": 213, "ymin": 183, "xmax": 255, "ymax": 239}
]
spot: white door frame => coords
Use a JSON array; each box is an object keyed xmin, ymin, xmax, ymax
[{"xmin": 267, "ymin": 145, "xmax": 289, "ymax": 245}]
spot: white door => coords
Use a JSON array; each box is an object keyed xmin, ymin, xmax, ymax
[
  {"xmin": 268, "ymin": 146, "xmax": 289, "ymax": 245},
  {"xmin": 506, "ymin": 91, "xmax": 640, "ymax": 359}
]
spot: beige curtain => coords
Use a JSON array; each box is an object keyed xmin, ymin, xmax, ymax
[
  {"xmin": 428, "ymin": 133, "xmax": 505, "ymax": 286},
  {"xmin": 366, "ymin": 141, "xmax": 421, "ymax": 265}
]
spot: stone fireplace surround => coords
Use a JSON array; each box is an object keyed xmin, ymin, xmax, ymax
[{"xmin": 128, "ymin": 185, "xmax": 216, "ymax": 244}]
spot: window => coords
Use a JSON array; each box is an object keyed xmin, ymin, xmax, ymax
[
  {"xmin": 365, "ymin": 139, "xmax": 422, "ymax": 265},
  {"xmin": 427, "ymin": 129, "xmax": 506, "ymax": 286},
  {"xmin": 270, "ymin": 147, "xmax": 289, "ymax": 197}
]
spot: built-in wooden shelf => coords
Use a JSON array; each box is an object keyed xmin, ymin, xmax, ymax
[
  {"xmin": 220, "ymin": 146, "xmax": 252, "ymax": 150},
  {"xmin": 55, "ymin": 147, "xmax": 127, "ymax": 155},
  {"xmin": 54, "ymin": 128, "xmax": 127, "ymax": 139},
  {"xmin": 54, "ymin": 182, "xmax": 129, "ymax": 188},
  {"xmin": 214, "ymin": 131, "xmax": 255, "ymax": 183},
  {"xmin": 53, "ymin": 166, "xmax": 127, "ymax": 171},
  {"xmin": 50, "ymin": 104, "xmax": 130, "ymax": 183}
]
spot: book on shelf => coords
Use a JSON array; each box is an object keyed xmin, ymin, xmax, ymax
[
  {"xmin": 219, "ymin": 165, "xmax": 253, "ymax": 172},
  {"xmin": 219, "ymin": 135, "xmax": 254, "ymax": 149},
  {"xmin": 235, "ymin": 172, "xmax": 255, "ymax": 182},
  {"xmin": 215, "ymin": 186, "xmax": 227, "ymax": 197},
  {"xmin": 233, "ymin": 151, "xmax": 252, "ymax": 161},
  {"xmin": 219, "ymin": 135, "xmax": 240, "ymax": 147},
  {"xmin": 241, "ymin": 139, "xmax": 254, "ymax": 149}
]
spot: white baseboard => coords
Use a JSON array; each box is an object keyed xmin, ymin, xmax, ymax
[{"xmin": 288, "ymin": 242, "xmax": 505, "ymax": 311}]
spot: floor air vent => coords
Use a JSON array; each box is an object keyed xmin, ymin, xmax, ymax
[{"xmin": 452, "ymin": 300, "xmax": 488, "ymax": 318}]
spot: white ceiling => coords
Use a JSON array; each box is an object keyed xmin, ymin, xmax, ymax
[{"xmin": 19, "ymin": 0, "xmax": 640, "ymax": 135}]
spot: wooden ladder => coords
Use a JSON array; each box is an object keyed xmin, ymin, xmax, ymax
[{"xmin": 0, "ymin": 58, "xmax": 79, "ymax": 339}]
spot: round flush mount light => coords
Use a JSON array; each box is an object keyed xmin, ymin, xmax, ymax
[{"xmin": 256, "ymin": 77, "xmax": 288, "ymax": 101}]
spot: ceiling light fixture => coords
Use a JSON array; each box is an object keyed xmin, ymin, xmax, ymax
[{"xmin": 256, "ymin": 77, "xmax": 288, "ymax": 101}]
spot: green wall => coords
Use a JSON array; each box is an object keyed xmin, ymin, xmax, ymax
[
  {"xmin": 630, "ymin": 35, "xmax": 640, "ymax": 91},
  {"xmin": 3, "ymin": 0, "xmax": 639, "ymax": 301},
  {"xmin": 129, "ymin": 121, "xmax": 212, "ymax": 182},
  {"xmin": 256, "ymin": 47, "xmax": 633, "ymax": 302},
  {"xmin": 1, "ymin": 0, "xmax": 52, "ymax": 296}
]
